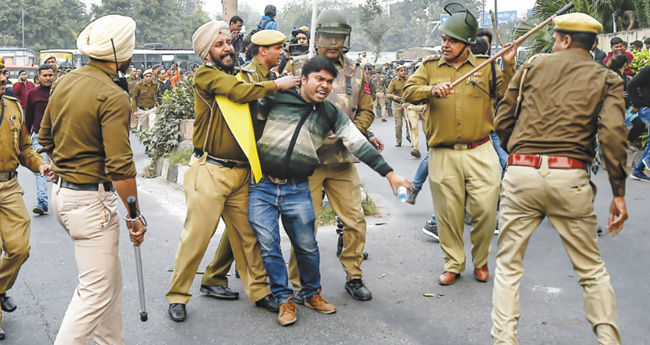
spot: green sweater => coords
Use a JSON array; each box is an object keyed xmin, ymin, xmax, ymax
[{"xmin": 256, "ymin": 89, "xmax": 392, "ymax": 179}]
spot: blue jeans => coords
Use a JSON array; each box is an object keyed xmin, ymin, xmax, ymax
[
  {"xmin": 634, "ymin": 107, "xmax": 650, "ymax": 171},
  {"xmin": 248, "ymin": 179, "xmax": 321, "ymax": 304},
  {"xmin": 490, "ymin": 132, "xmax": 508, "ymax": 171},
  {"xmin": 412, "ymin": 152, "xmax": 436, "ymax": 224},
  {"xmin": 32, "ymin": 133, "xmax": 50, "ymax": 205}
]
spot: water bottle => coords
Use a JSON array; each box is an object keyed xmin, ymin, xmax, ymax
[{"xmin": 396, "ymin": 186, "xmax": 408, "ymax": 202}]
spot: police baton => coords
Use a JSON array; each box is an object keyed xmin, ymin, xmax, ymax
[
  {"xmin": 127, "ymin": 196, "xmax": 148, "ymax": 322},
  {"xmin": 435, "ymin": 2, "xmax": 575, "ymax": 95}
]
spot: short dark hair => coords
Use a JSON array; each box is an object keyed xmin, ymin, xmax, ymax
[
  {"xmin": 302, "ymin": 56, "xmax": 338, "ymax": 79},
  {"xmin": 471, "ymin": 37, "xmax": 489, "ymax": 55},
  {"xmin": 610, "ymin": 37, "xmax": 623, "ymax": 46},
  {"xmin": 230, "ymin": 15, "xmax": 243, "ymax": 25},
  {"xmin": 556, "ymin": 31, "xmax": 597, "ymax": 51},
  {"xmin": 38, "ymin": 64, "xmax": 54, "ymax": 74},
  {"xmin": 264, "ymin": 4, "xmax": 276, "ymax": 17},
  {"xmin": 248, "ymin": 43, "xmax": 261, "ymax": 57},
  {"xmin": 18, "ymin": 69, "xmax": 26, "ymax": 75},
  {"xmin": 607, "ymin": 53, "xmax": 628, "ymax": 71},
  {"xmin": 631, "ymin": 40, "xmax": 643, "ymax": 49},
  {"xmin": 477, "ymin": 28, "xmax": 493, "ymax": 46}
]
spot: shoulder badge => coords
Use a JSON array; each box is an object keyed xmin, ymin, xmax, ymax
[
  {"xmin": 421, "ymin": 55, "xmax": 440, "ymax": 64},
  {"xmin": 2, "ymin": 95, "xmax": 20, "ymax": 103},
  {"xmin": 474, "ymin": 54, "xmax": 489, "ymax": 59}
]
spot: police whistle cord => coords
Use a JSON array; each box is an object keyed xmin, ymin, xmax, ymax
[
  {"xmin": 436, "ymin": 2, "xmax": 575, "ymax": 96},
  {"xmin": 127, "ymin": 196, "xmax": 148, "ymax": 322}
]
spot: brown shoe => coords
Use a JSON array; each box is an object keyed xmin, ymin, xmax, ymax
[
  {"xmin": 305, "ymin": 292, "xmax": 336, "ymax": 314},
  {"xmin": 438, "ymin": 271, "xmax": 460, "ymax": 285},
  {"xmin": 278, "ymin": 298, "xmax": 298, "ymax": 326},
  {"xmin": 474, "ymin": 263, "xmax": 489, "ymax": 282}
]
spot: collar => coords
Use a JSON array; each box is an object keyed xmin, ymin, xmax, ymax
[
  {"xmin": 252, "ymin": 57, "xmax": 270, "ymax": 78},
  {"xmin": 87, "ymin": 59, "xmax": 118, "ymax": 79},
  {"xmin": 556, "ymin": 48, "xmax": 593, "ymax": 61},
  {"xmin": 438, "ymin": 51, "xmax": 476, "ymax": 68}
]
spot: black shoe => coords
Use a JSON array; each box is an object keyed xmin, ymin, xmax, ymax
[
  {"xmin": 235, "ymin": 271, "xmax": 240, "ymax": 279},
  {"xmin": 293, "ymin": 290, "xmax": 305, "ymax": 305},
  {"xmin": 255, "ymin": 294, "xmax": 279, "ymax": 312},
  {"xmin": 0, "ymin": 327, "xmax": 4, "ymax": 340},
  {"xmin": 381, "ymin": 119, "xmax": 387, "ymax": 122},
  {"xmin": 422, "ymin": 221, "xmax": 440, "ymax": 242},
  {"xmin": 406, "ymin": 185, "xmax": 419, "ymax": 205},
  {"xmin": 395, "ymin": 142, "xmax": 401, "ymax": 147},
  {"xmin": 410, "ymin": 149, "xmax": 421, "ymax": 158},
  {"xmin": 597, "ymin": 226, "xmax": 603, "ymax": 236},
  {"xmin": 345, "ymin": 279, "xmax": 372, "ymax": 301},
  {"xmin": 168, "ymin": 303, "xmax": 186, "ymax": 322},
  {"xmin": 200, "ymin": 284, "xmax": 239, "ymax": 300},
  {"xmin": 0, "ymin": 293, "xmax": 16, "ymax": 313}
]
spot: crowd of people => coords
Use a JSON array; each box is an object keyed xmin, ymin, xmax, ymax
[{"xmin": 0, "ymin": 3, "xmax": 645, "ymax": 345}]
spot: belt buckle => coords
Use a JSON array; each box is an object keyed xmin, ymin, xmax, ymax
[
  {"xmin": 453, "ymin": 143, "xmax": 469, "ymax": 150},
  {"xmin": 267, "ymin": 175, "xmax": 288, "ymax": 185}
]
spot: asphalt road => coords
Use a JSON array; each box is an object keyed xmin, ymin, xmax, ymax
[{"xmin": 4, "ymin": 117, "xmax": 649, "ymax": 345}]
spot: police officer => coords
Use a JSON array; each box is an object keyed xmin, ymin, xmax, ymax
[
  {"xmin": 0, "ymin": 60, "xmax": 50, "ymax": 341},
  {"xmin": 492, "ymin": 13, "xmax": 628, "ymax": 344},
  {"xmin": 200, "ymin": 29, "xmax": 288, "ymax": 302},
  {"xmin": 403, "ymin": 7, "xmax": 517, "ymax": 285},
  {"xmin": 165, "ymin": 21, "xmax": 299, "ymax": 322},
  {"xmin": 131, "ymin": 69, "xmax": 159, "ymax": 132},
  {"xmin": 126, "ymin": 66, "xmax": 139, "ymax": 131},
  {"xmin": 38, "ymin": 15, "xmax": 147, "ymax": 344},
  {"xmin": 370, "ymin": 65, "xmax": 388, "ymax": 121},
  {"xmin": 287, "ymin": 8, "xmax": 381, "ymax": 302},
  {"xmin": 386, "ymin": 65, "xmax": 408, "ymax": 147}
]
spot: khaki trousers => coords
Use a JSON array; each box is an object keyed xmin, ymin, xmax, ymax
[
  {"xmin": 0, "ymin": 177, "xmax": 31, "ymax": 327},
  {"xmin": 491, "ymin": 158, "xmax": 620, "ymax": 345},
  {"xmin": 166, "ymin": 155, "xmax": 270, "ymax": 304},
  {"xmin": 201, "ymin": 229, "xmax": 234, "ymax": 286},
  {"xmin": 137, "ymin": 107, "xmax": 157, "ymax": 131},
  {"xmin": 130, "ymin": 110, "xmax": 138, "ymax": 131},
  {"xmin": 374, "ymin": 92, "xmax": 387, "ymax": 120},
  {"xmin": 406, "ymin": 104, "xmax": 427, "ymax": 151},
  {"xmin": 52, "ymin": 182, "xmax": 124, "ymax": 345},
  {"xmin": 393, "ymin": 101, "xmax": 404, "ymax": 144},
  {"xmin": 289, "ymin": 163, "xmax": 366, "ymax": 289},
  {"xmin": 429, "ymin": 142, "xmax": 500, "ymax": 273}
]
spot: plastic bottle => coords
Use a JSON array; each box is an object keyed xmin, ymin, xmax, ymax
[{"xmin": 396, "ymin": 186, "xmax": 408, "ymax": 202}]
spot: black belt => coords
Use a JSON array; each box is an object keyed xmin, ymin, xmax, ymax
[
  {"xmin": 0, "ymin": 171, "xmax": 17, "ymax": 182},
  {"xmin": 138, "ymin": 106, "xmax": 152, "ymax": 111},
  {"xmin": 263, "ymin": 174, "xmax": 309, "ymax": 185},
  {"xmin": 56, "ymin": 176, "xmax": 114, "ymax": 192},
  {"xmin": 193, "ymin": 150, "xmax": 249, "ymax": 169}
]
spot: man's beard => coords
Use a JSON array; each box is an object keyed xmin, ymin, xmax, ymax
[{"xmin": 210, "ymin": 52, "xmax": 237, "ymax": 74}]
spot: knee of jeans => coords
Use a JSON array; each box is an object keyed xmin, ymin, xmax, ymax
[{"xmin": 292, "ymin": 235, "xmax": 318, "ymax": 255}]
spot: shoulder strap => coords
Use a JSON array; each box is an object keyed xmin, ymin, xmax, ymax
[
  {"xmin": 280, "ymin": 106, "xmax": 314, "ymax": 178},
  {"xmin": 490, "ymin": 60, "xmax": 497, "ymax": 99}
]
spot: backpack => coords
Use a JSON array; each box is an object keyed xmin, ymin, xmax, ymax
[{"xmin": 243, "ymin": 19, "xmax": 273, "ymax": 46}]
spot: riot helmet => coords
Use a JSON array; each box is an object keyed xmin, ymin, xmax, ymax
[
  {"xmin": 440, "ymin": 3, "xmax": 478, "ymax": 44},
  {"xmin": 315, "ymin": 9, "xmax": 352, "ymax": 53}
]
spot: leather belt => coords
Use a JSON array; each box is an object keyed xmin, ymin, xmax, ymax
[
  {"xmin": 138, "ymin": 107, "xmax": 151, "ymax": 111},
  {"xmin": 0, "ymin": 171, "xmax": 17, "ymax": 182},
  {"xmin": 193, "ymin": 151, "xmax": 249, "ymax": 169},
  {"xmin": 508, "ymin": 154, "xmax": 586, "ymax": 170},
  {"xmin": 436, "ymin": 136, "xmax": 490, "ymax": 150},
  {"xmin": 56, "ymin": 176, "xmax": 114, "ymax": 192},
  {"xmin": 263, "ymin": 174, "xmax": 309, "ymax": 185}
]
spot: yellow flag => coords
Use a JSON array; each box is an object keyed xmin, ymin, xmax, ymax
[{"xmin": 215, "ymin": 96, "xmax": 263, "ymax": 183}]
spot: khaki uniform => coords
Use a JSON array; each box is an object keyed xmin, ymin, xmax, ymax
[
  {"xmin": 166, "ymin": 62, "xmax": 276, "ymax": 305},
  {"xmin": 287, "ymin": 54, "xmax": 375, "ymax": 287},
  {"xmin": 492, "ymin": 49, "xmax": 628, "ymax": 345},
  {"xmin": 39, "ymin": 60, "xmax": 137, "ymax": 345},
  {"xmin": 370, "ymin": 72, "xmax": 387, "ymax": 120},
  {"xmin": 403, "ymin": 53, "xmax": 515, "ymax": 274},
  {"xmin": 387, "ymin": 77, "xmax": 408, "ymax": 144},
  {"xmin": 406, "ymin": 103, "xmax": 427, "ymax": 151},
  {"xmin": 131, "ymin": 80, "xmax": 159, "ymax": 131},
  {"xmin": 201, "ymin": 57, "xmax": 276, "ymax": 288},
  {"xmin": 126, "ymin": 76, "xmax": 139, "ymax": 130},
  {"xmin": 0, "ymin": 95, "xmax": 44, "ymax": 328}
]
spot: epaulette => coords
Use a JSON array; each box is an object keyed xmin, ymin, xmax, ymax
[
  {"xmin": 235, "ymin": 66, "xmax": 255, "ymax": 74},
  {"xmin": 420, "ymin": 55, "xmax": 441, "ymax": 64},
  {"xmin": 474, "ymin": 54, "xmax": 490, "ymax": 59},
  {"xmin": 524, "ymin": 53, "xmax": 546, "ymax": 66},
  {"xmin": 2, "ymin": 95, "xmax": 19, "ymax": 103}
]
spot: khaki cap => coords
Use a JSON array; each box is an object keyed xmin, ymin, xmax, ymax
[
  {"xmin": 251, "ymin": 30, "xmax": 286, "ymax": 46},
  {"xmin": 396, "ymin": 65, "xmax": 406, "ymax": 71},
  {"xmin": 143, "ymin": 69, "xmax": 153, "ymax": 76},
  {"xmin": 553, "ymin": 13, "xmax": 602, "ymax": 34}
]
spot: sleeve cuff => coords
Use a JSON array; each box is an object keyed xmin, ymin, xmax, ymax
[{"xmin": 376, "ymin": 164, "xmax": 393, "ymax": 177}]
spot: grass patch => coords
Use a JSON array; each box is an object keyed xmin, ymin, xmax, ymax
[
  {"xmin": 317, "ymin": 189, "xmax": 381, "ymax": 226},
  {"xmin": 166, "ymin": 146, "xmax": 193, "ymax": 166}
]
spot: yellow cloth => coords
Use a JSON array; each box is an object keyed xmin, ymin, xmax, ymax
[{"xmin": 214, "ymin": 95, "xmax": 262, "ymax": 183}]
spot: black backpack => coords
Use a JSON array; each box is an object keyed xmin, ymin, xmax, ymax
[{"xmin": 243, "ymin": 19, "xmax": 273, "ymax": 46}]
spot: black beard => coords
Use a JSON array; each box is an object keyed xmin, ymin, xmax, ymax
[{"xmin": 210, "ymin": 52, "xmax": 236, "ymax": 74}]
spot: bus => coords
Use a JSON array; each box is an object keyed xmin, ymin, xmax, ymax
[
  {"xmin": 39, "ymin": 49, "xmax": 202, "ymax": 71},
  {"xmin": 0, "ymin": 48, "xmax": 37, "ymax": 66}
]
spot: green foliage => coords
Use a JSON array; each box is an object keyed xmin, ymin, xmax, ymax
[
  {"xmin": 166, "ymin": 146, "xmax": 193, "ymax": 166},
  {"xmin": 138, "ymin": 76, "xmax": 195, "ymax": 161},
  {"xmin": 357, "ymin": 0, "xmax": 389, "ymax": 60},
  {"xmin": 630, "ymin": 49, "xmax": 650, "ymax": 74},
  {"xmin": 318, "ymin": 193, "xmax": 379, "ymax": 226}
]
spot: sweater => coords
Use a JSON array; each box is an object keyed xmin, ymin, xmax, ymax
[
  {"xmin": 25, "ymin": 85, "xmax": 51, "ymax": 135},
  {"xmin": 256, "ymin": 89, "xmax": 392, "ymax": 179}
]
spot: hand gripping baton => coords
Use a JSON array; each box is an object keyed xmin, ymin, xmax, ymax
[{"xmin": 127, "ymin": 196, "xmax": 148, "ymax": 322}]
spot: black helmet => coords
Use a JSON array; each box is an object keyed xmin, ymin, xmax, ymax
[{"xmin": 264, "ymin": 5, "xmax": 277, "ymax": 17}]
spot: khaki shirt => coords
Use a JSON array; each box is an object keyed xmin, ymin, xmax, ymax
[
  {"xmin": 127, "ymin": 75, "xmax": 139, "ymax": 97},
  {"xmin": 240, "ymin": 57, "xmax": 275, "ymax": 82},
  {"xmin": 387, "ymin": 77, "xmax": 407, "ymax": 102},
  {"xmin": 132, "ymin": 80, "xmax": 159, "ymax": 111},
  {"xmin": 495, "ymin": 49, "xmax": 628, "ymax": 197},
  {"xmin": 193, "ymin": 62, "xmax": 276, "ymax": 161},
  {"xmin": 403, "ymin": 53, "xmax": 515, "ymax": 147},
  {"xmin": 39, "ymin": 60, "xmax": 136, "ymax": 183},
  {"xmin": 0, "ymin": 95, "xmax": 43, "ymax": 173}
]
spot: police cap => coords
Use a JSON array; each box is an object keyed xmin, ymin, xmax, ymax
[
  {"xmin": 251, "ymin": 30, "xmax": 286, "ymax": 46},
  {"xmin": 553, "ymin": 13, "xmax": 602, "ymax": 34}
]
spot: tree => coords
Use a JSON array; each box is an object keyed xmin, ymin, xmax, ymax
[{"xmin": 357, "ymin": 0, "xmax": 389, "ymax": 62}]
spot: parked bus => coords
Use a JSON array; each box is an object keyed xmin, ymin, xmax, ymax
[
  {"xmin": 0, "ymin": 48, "xmax": 37, "ymax": 66},
  {"xmin": 4, "ymin": 65, "xmax": 38, "ymax": 84},
  {"xmin": 39, "ymin": 49, "xmax": 201, "ymax": 71}
]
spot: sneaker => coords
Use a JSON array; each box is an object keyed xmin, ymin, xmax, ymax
[
  {"xmin": 395, "ymin": 142, "xmax": 401, "ymax": 147},
  {"xmin": 32, "ymin": 202, "xmax": 48, "ymax": 215},
  {"xmin": 381, "ymin": 119, "xmax": 387, "ymax": 122},
  {"xmin": 631, "ymin": 170, "xmax": 650, "ymax": 181},
  {"xmin": 422, "ymin": 221, "xmax": 439, "ymax": 242},
  {"xmin": 304, "ymin": 291, "xmax": 336, "ymax": 314},
  {"xmin": 293, "ymin": 290, "xmax": 304, "ymax": 305},
  {"xmin": 344, "ymin": 279, "xmax": 372, "ymax": 301},
  {"xmin": 277, "ymin": 298, "xmax": 298, "ymax": 326},
  {"xmin": 464, "ymin": 211, "xmax": 471, "ymax": 225},
  {"xmin": 406, "ymin": 185, "xmax": 419, "ymax": 205},
  {"xmin": 410, "ymin": 149, "xmax": 421, "ymax": 158},
  {"xmin": 643, "ymin": 157, "xmax": 650, "ymax": 170}
]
